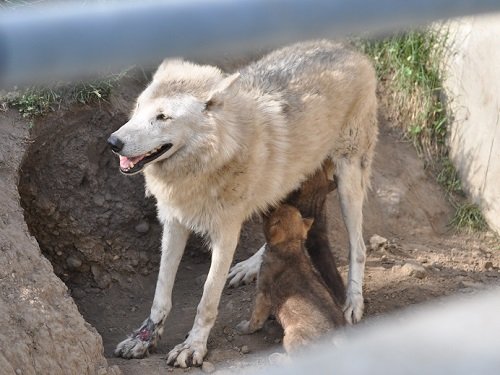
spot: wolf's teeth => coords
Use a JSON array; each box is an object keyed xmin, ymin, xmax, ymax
[{"xmin": 130, "ymin": 162, "xmax": 135, "ymax": 168}]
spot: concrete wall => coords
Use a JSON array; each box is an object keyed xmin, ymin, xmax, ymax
[{"xmin": 443, "ymin": 13, "xmax": 500, "ymax": 233}]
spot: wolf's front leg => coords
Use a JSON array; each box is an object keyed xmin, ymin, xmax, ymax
[
  {"xmin": 114, "ymin": 218, "xmax": 189, "ymax": 358},
  {"xmin": 167, "ymin": 221, "xmax": 242, "ymax": 367},
  {"xmin": 227, "ymin": 244, "xmax": 265, "ymax": 287}
]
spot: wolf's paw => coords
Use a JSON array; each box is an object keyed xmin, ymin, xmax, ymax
[
  {"xmin": 343, "ymin": 291, "xmax": 364, "ymax": 324},
  {"xmin": 166, "ymin": 339, "xmax": 207, "ymax": 368},
  {"xmin": 236, "ymin": 320, "xmax": 252, "ymax": 334},
  {"xmin": 114, "ymin": 318, "xmax": 159, "ymax": 359},
  {"xmin": 227, "ymin": 247, "xmax": 264, "ymax": 287}
]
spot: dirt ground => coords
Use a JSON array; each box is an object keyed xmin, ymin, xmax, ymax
[{"xmin": 13, "ymin": 73, "xmax": 500, "ymax": 374}]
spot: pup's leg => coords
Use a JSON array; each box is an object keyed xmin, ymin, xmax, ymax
[
  {"xmin": 167, "ymin": 221, "xmax": 242, "ymax": 367},
  {"xmin": 336, "ymin": 158, "xmax": 367, "ymax": 324},
  {"xmin": 236, "ymin": 290, "xmax": 272, "ymax": 334},
  {"xmin": 114, "ymin": 218, "xmax": 189, "ymax": 358},
  {"xmin": 227, "ymin": 244, "xmax": 265, "ymax": 287}
]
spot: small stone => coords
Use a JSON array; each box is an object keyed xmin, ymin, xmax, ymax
[
  {"xmin": 202, "ymin": 361, "xmax": 215, "ymax": 373},
  {"xmin": 93, "ymin": 195, "xmax": 105, "ymax": 206},
  {"xmin": 66, "ymin": 255, "xmax": 82, "ymax": 270},
  {"xmin": 459, "ymin": 280, "xmax": 483, "ymax": 289},
  {"xmin": 135, "ymin": 220, "xmax": 150, "ymax": 234},
  {"xmin": 485, "ymin": 261, "xmax": 494, "ymax": 270},
  {"xmin": 240, "ymin": 345, "xmax": 250, "ymax": 354},
  {"xmin": 15, "ymin": 369, "xmax": 22, "ymax": 375},
  {"xmin": 399, "ymin": 262, "xmax": 427, "ymax": 279},
  {"xmin": 369, "ymin": 234, "xmax": 388, "ymax": 251}
]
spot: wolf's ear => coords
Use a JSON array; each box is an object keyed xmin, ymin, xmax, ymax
[
  {"xmin": 302, "ymin": 218, "xmax": 314, "ymax": 235},
  {"xmin": 204, "ymin": 72, "xmax": 240, "ymax": 111},
  {"xmin": 269, "ymin": 225, "xmax": 286, "ymax": 245}
]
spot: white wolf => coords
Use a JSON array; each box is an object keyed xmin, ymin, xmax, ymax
[{"xmin": 108, "ymin": 40, "xmax": 377, "ymax": 367}]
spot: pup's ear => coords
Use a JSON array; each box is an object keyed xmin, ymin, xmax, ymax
[
  {"xmin": 204, "ymin": 72, "xmax": 240, "ymax": 111},
  {"xmin": 269, "ymin": 225, "xmax": 286, "ymax": 245},
  {"xmin": 302, "ymin": 218, "xmax": 314, "ymax": 236}
]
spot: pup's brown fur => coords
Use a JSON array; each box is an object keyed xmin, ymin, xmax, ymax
[
  {"xmin": 284, "ymin": 159, "xmax": 345, "ymax": 304},
  {"xmin": 237, "ymin": 204, "xmax": 345, "ymax": 353}
]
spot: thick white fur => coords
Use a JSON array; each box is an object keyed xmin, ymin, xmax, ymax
[{"xmin": 111, "ymin": 40, "xmax": 378, "ymax": 366}]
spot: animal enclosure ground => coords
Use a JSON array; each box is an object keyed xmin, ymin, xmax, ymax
[{"xmin": 10, "ymin": 74, "xmax": 500, "ymax": 374}]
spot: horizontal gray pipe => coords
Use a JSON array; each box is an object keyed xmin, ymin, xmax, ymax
[{"xmin": 0, "ymin": 0, "xmax": 499, "ymax": 86}]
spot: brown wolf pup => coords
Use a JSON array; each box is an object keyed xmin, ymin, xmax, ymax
[
  {"xmin": 284, "ymin": 159, "xmax": 345, "ymax": 305},
  {"xmin": 237, "ymin": 204, "xmax": 346, "ymax": 353}
]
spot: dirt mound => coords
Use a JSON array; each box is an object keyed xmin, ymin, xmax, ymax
[{"xmin": 0, "ymin": 110, "xmax": 120, "ymax": 375}]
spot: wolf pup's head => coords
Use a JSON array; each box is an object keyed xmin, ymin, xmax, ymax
[
  {"xmin": 264, "ymin": 205, "xmax": 314, "ymax": 246},
  {"xmin": 107, "ymin": 60, "xmax": 241, "ymax": 176}
]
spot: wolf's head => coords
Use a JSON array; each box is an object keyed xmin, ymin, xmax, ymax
[
  {"xmin": 107, "ymin": 60, "xmax": 241, "ymax": 176},
  {"xmin": 264, "ymin": 205, "xmax": 314, "ymax": 246}
]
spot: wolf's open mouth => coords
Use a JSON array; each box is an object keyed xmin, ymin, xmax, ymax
[{"xmin": 118, "ymin": 143, "xmax": 173, "ymax": 174}]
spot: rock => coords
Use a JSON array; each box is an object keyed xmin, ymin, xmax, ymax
[
  {"xmin": 93, "ymin": 194, "xmax": 105, "ymax": 207},
  {"xmin": 240, "ymin": 345, "xmax": 250, "ymax": 354},
  {"xmin": 459, "ymin": 280, "xmax": 483, "ymax": 289},
  {"xmin": 397, "ymin": 262, "xmax": 427, "ymax": 279},
  {"xmin": 202, "ymin": 361, "xmax": 216, "ymax": 373},
  {"xmin": 66, "ymin": 255, "xmax": 82, "ymax": 270},
  {"xmin": 135, "ymin": 220, "xmax": 150, "ymax": 234},
  {"xmin": 369, "ymin": 234, "xmax": 388, "ymax": 251}
]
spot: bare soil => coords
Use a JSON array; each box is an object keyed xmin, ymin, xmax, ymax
[{"xmin": 11, "ymin": 72, "xmax": 500, "ymax": 374}]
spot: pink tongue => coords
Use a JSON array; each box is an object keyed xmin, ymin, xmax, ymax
[{"xmin": 119, "ymin": 155, "xmax": 145, "ymax": 169}]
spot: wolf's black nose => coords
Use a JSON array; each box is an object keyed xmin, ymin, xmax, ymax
[{"xmin": 107, "ymin": 135, "xmax": 124, "ymax": 152}]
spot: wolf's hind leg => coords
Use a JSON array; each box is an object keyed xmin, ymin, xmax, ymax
[
  {"xmin": 227, "ymin": 244, "xmax": 265, "ymax": 287},
  {"xmin": 114, "ymin": 218, "xmax": 189, "ymax": 358},
  {"xmin": 336, "ymin": 158, "xmax": 368, "ymax": 324}
]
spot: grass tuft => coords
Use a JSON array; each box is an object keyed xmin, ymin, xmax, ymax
[
  {"xmin": 4, "ymin": 73, "xmax": 125, "ymax": 123},
  {"xmin": 450, "ymin": 203, "xmax": 488, "ymax": 232}
]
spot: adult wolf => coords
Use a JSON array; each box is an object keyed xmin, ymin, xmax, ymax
[{"xmin": 108, "ymin": 40, "xmax": 377, "ymax": 367}]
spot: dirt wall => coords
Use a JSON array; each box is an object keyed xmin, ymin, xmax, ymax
[{"xmin": 0, "ymin": 110, "xmax": 120, "ymax": 375}]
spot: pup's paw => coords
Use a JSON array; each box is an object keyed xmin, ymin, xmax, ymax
[
  {"xmin": 166, "ymin": 339, "xmax": 207, "ymax": 368},
  {"xmin": 343, "ymin": 292, "xmax": 364, "ymax": 324},
  {"xmin": 114, "ymin": 318, "xmax": 159, "ymax": 359},
  {"xmin": 235, "ymin": 320, "xmax": 252, "ymax": 334},
  {"xmin": 227, "ymin": 249, "xmax": 263, "ymax": 287}
]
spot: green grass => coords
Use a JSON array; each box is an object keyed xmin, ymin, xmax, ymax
[
  {"xmin": 358, "ymin": 30, "xmax": 447, "ymax": 162},
  {"xmin": 358, "ymin": 30, "xmax": 487, "ymax": 232},
  {"xmin": 450, "ymin": 203, "xmax": 488, "ymax": 232},
  {"xmin": 4, "ymin": 74, "xmax": 124, "ymax": 123}
]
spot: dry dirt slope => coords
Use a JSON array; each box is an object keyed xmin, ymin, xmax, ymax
[
  {"xmin": 0, "ymin": 110, "xmax": 120, "ymax": 375},
  {"xmin": 3, "ymin": 73, "xmax": 500, "ymax": 375}
]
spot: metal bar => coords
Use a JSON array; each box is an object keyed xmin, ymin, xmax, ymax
[{"xmin": 0, "ymin": 0, "xmax": 499, "ymax": 86}]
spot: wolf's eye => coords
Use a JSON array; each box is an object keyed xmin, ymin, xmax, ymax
[{"xmin": 156, "ymin": 113, "xmax": 172, "ymax": 121}]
